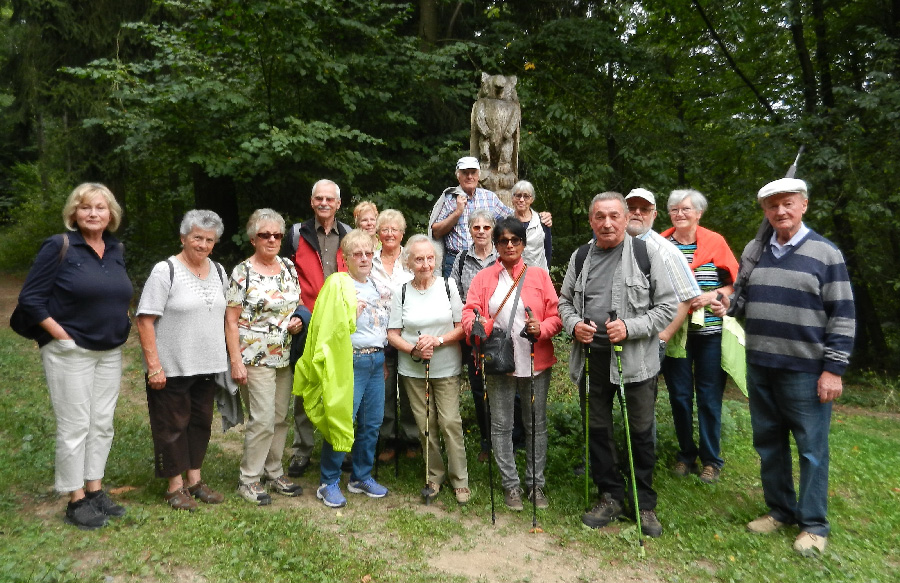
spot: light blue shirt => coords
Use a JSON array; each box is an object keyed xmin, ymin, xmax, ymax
[{"xmin": 769, "ymin": 223, "xmax": 810, "ymax": 259}]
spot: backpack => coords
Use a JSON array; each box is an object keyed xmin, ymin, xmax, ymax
[
  {"xmin": 10, "ymin": 234, "xmax": 70, "ymax": 340},
  {"xmin": 283, "ymin": 223, "xmax": 303, "ymax": 260},
  {"xmin": 573, "ymin": 235, "xmax": 651, "ymax": 282}
]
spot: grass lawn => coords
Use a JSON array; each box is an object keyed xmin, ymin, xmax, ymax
[{"xmin": 0, "ymin": 327, "xmax": 898, "ymax": 583}]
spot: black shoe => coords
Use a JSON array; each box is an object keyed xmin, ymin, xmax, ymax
[
  {"xmin": 341, "ymin": 453, "xmax": 353, "ymax": 473},
  {"xmin": 288, "ymin": 454, "xmax": 310, "ymax": 478},
  {"xmin": 581, "ymin": 493, "xmax": 624, "ymax": 529},
  {"xmin": 65, "ymin": 498, "xmax": 108, "ymax": 530},
  {"xmin": 640, "ymin": 509, "xmax": 663, "ymax": 538},
  {"xmin": 86, "ymin": 490, "xmax": 126, "ymax": 517}
]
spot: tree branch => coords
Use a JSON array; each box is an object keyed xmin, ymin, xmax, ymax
[{"xmin": 691, "ymin": 0, "xmax": 781, "ymax": 122}]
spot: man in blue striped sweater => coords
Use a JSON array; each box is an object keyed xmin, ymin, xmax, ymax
[{"xmin": 720, "ymin": 177, "xmax": 855, "ymax": 556}]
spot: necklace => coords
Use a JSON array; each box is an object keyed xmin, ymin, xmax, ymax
[
  {"xmin": 412, "ymin": 277, "xmax": 432, "ymax": 294},
  {"xmin": 177, "ymin": 253, "xmax": 206, "ymax": 278}
]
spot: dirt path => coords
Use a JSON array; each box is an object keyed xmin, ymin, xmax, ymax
[{"xmin": 0, "ymin": 273, "xmax": 24, "ymax": 324}]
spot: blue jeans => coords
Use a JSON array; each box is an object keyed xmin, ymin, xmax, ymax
[
  {"xmin": 662, "ymin": 332, "xmax": 726, "ymax": 468},
  {"xmin": 748, "ymin": 364, "xmax": 832, "ymax": 536},
  {"xmin": 320, "ymin": 350, "xmax": 385, "ymax": 485},
  {"xmin": 441, "ymin": 249, "xmax": 458, "ymax": 279}
]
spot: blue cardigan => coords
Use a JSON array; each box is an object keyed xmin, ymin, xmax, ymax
[{"xmin": 17, "ymin": 230, "xmax": 133, "ymax": 350}]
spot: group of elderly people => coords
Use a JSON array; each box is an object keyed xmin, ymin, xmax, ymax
[{"xmin": 19, "ymin": 161, "xmax": 853, "ymax": 558}]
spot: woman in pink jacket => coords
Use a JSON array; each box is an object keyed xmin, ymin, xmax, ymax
[{"xmin": 462, "ymin": 217, "xmax": 561, "ymax": 511}]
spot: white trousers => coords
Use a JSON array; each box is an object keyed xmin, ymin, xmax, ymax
[{"xmin": 40, "ymin": 339, "xmax": 122, "ymax": 493}]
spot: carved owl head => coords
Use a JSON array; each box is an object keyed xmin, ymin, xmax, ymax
[{"xmin": 479, "ymin": 73, "xmax": 518, "ymax": 102}]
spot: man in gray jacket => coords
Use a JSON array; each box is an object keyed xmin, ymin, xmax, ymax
[{"xmin": 558, "ymin": 191, "xmax": 677, "ymax": 537}]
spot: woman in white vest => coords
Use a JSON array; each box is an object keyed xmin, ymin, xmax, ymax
[{"xmin": 511, "ymin": 180, "xmax": 552, "ymax": 271}]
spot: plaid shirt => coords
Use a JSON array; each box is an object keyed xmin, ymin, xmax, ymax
[
  {"xmin": 435, "ymin": 187, "xmax": 512, "ymax": 253},
  {"xmin": 450, "ymin": 244, "xmax": 499, "ymax": 301}
]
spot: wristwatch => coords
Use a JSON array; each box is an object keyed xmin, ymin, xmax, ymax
[{"xmin": 438, "ymin": 336, "xmax": 444, "ymax": 345}]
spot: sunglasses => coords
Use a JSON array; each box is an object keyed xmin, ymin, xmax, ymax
[
  {"xmin": 498, "ymin": 236, "xmax": 523, "ymax": 247},
  {"xmin": 471, "ymin": 225, "xmax": 492, "ymax": 232},
  {"xmin": 257, "ymin": 232, "xmax": 284, "ymax": 241}
]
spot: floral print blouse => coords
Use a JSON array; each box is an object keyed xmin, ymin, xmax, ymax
[{"xmin": 226, "ymin": 257, "xmax": 301, "ymax": 368}]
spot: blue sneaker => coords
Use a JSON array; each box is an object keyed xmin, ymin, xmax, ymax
[
  {"xmin": 348, "ymin": 478, "xmax": 388, "ymax": 498},
  {"xmin": 316, "ymin": 483, "xmax": 347, "ymax": 508}
]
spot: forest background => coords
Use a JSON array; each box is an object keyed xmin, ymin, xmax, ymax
[{"xmin": 0, "ymin": 0, "xmax": 898, "ymax": 373}]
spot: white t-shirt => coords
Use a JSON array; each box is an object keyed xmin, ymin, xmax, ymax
[
  {"xmin": 136, "ymin": 257, "xmax": 228, "ymax": 376},
  {"xmin": 389, "ymin": 276, "xmax": 463, "ymax": 379}
]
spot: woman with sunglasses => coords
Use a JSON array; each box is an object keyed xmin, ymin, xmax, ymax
[
  {"xmin": 226, "ymin": 209, "xmax": 304, "ymax": 505},
  {"xmin": 462, "ymin": 217, "xmax": 561, "ymax": 511},
  {"xmin": 449, "ymin": 209, "xmax": 498, "ymax": 463},
  {"xmin": 510, "ymin": 180, "xmax": 552, "ymax": 270}
]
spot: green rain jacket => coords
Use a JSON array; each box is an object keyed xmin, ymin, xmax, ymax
[{"xmin": 293, "ymin": 272, "xmax": 357, "ymax": 452}]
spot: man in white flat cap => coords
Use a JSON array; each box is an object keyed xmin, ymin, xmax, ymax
[
  {"xmin": 715, "ymin": 177, "xmax": 855, "ymax": 556},
  {"xmin": 430, "ymin": 157, "xmax": 551, "ymax": 277}
]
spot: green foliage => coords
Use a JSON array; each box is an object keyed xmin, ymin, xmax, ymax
[{"xmin": 0, "ymin": 163, "xmax": 70, "ymax": 270}]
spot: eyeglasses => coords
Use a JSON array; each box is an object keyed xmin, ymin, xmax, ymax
[
  {"xmin": 627, "ymin": 206, "xmax": 655, "ymax": 215},
  {"xmin": 379, "ymin": 227, "xmax": 401, "ymax": 234},
  {"xmin": 668, "ymin": 207, "xmax": 694, "ymax": 216},
  {"xmin": 512, "ymin": 193, "xmax": 533, "ymax": 200},
  {"xmin": 498, "ymin": 237, "xmax": 523, "ymax": 247},
  {"xmin": 257, "ymin": 232, "xmax": 284, "ymax": 240},
  {"xmin": 351, "ymin": 251, "xmax": 375, "ymax": 260},
  {"xmin": 471, "ymin": 225, "xmax": 492, "ymax": 232}
]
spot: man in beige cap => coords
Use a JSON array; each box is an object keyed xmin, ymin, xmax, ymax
[{"xmin": 719, "ymin": 177, "xmax": 855, "ymax": 556}]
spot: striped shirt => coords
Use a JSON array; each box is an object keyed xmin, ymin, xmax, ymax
[
  {"xmin": 744, "ymin": 230, "xmax": 855, "ymax": 375},
  {"xmin": 668, "ymin": 237, "xmax": 725, "ymax": 334},
  {"xmin": 434, "ymin": 187, "xmax": 512, "ymax": 253}
]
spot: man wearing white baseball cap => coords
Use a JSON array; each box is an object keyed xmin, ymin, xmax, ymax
[
  {"xmin": 718, "ymin": 176, "xmax": 855, "ymax": 556},
  {"xmin": 624, "ymin": 188, "xmax": 701, "ymax": 348},
  {"xmin": 430, "ymin": 157, "xmax": 552, "ymax": 277}
]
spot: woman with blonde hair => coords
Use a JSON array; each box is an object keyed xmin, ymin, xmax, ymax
[{"xmin": 17, "ymin": 183, "xmax": 133, "ymax": 529}]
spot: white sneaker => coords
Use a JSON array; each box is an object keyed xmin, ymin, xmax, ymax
[{"xmin": 237, "ymin": 481, "xmax": 272, "ymax": 506}]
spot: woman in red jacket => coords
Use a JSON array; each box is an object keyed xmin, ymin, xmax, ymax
[{"xmin": 462, "ymin": 217, "xmax": 561, "ymax": 511}]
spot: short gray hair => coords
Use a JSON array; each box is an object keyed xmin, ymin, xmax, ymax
[
  {"xmin": 402, "ymin": 234, "xmax": 442, "ymax": 271},
  {"xmin": 668, "ymin": 189, "xmax": 708, "ymax": 214},
  {"xmin": 589, "ymin": 191, "xmax": 626, "ymax": 215},
  {"xmin": 469, "ymin": 209, "xmax": 495, "ymax": 229},
  {"xmin": 312, "ymin": 179, "xmax": 341, "ymax": 199},
  {"xmin": 180, "ymin": 210, "xmax": 224, "ymax": 240},
  {"xmin": 511, "ymin": 180, "xmax": 535, "ymax": 199},
  {"xmin": 245, "ymin": 208, "xmax": 285, "ymax": 239}
]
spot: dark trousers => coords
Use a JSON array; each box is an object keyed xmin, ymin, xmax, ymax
[
  {"xmin": 586, "ymin": 347, "xmax": 657, "ymax": 510},
  {"xmin": 146, "ymin": 374, "xmax": 217, "ymax": 478}
]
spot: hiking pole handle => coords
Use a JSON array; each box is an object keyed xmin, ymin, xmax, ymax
[
  {"xmin": 521, "ymin": 307, "xmax": 538, "ymax": 343},
  {"xmin": 607, "ymin": 311, "xmax": 623, "ymax": 353}
]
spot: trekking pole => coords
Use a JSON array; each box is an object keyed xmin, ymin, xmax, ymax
[
  {"xmin": 472, "ymin": 309, "xmax": 495, "ymax": 524},
  {"xmin": 421, "ymin": 355, "xmax": 434, "ymax": 504},
  {"xmin": 395, "ymin": 372, "xmax": 401, "ymax": 478},
  {"xmin": 583, "ymin": 318, "xmax": 592, "ymax": 512},
  {"xmin": 521, "ymin": 307, "xmax": 542, "ymax": 533},
  {"xmin": 608, "ymin": 310, "xmax": 644, "ymax": 557}
]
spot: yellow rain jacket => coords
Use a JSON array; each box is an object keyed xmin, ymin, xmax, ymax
[{"xmin": 293, "ymin": 272, "xmax": 357, "ymax": 452}]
